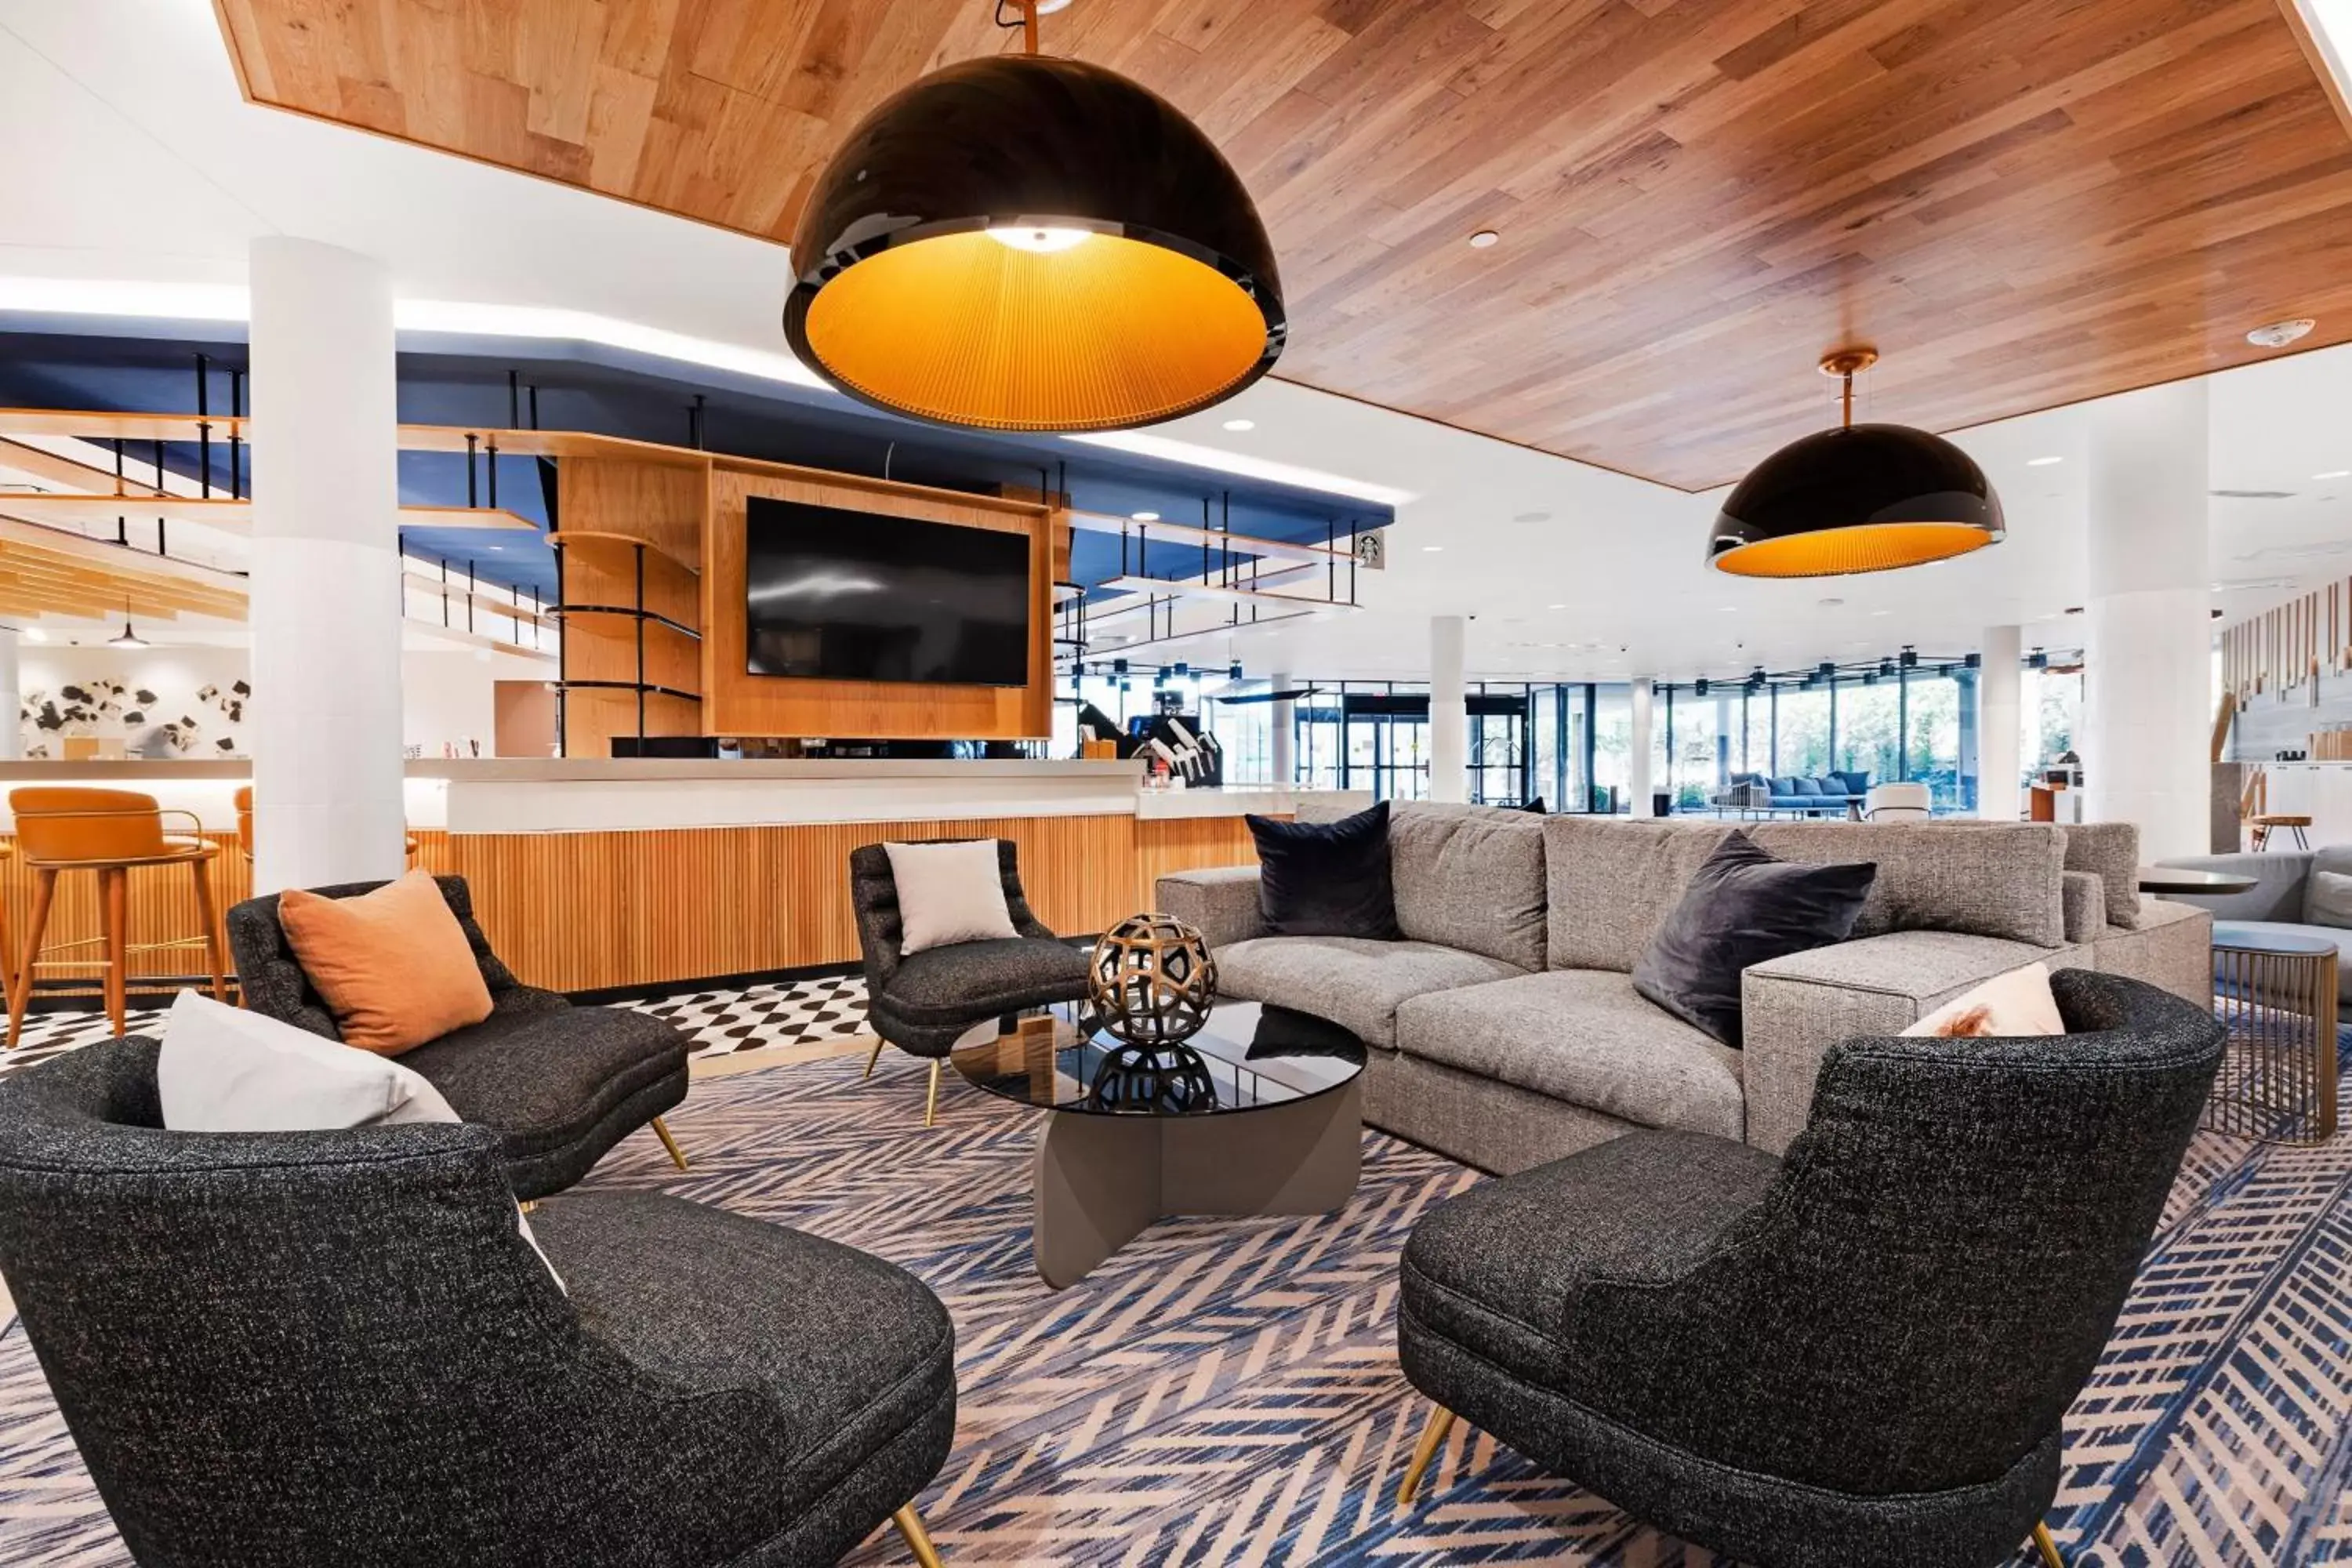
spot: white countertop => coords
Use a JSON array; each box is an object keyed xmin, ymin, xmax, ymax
[{"xmin": 0, "ymin": 758, "xmax": 1362, "ymax": 833}]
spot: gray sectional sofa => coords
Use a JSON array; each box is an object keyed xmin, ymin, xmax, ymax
[
  {"xmin": 1157, "ymin": 804, "xmax": 2211, "ymax": 1174},
  {"xmin": 2152, "ymin": 847, "xmax": 2352, "ymax": 1002}
]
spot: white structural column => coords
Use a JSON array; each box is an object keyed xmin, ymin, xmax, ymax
[
  {"xmin": 0, "ymin": 630, "xmax": 19, "ymax": 761},
  {"xmin": 2082, "ymin": 379, "xmax": 2212, "ymax": 858},
  {"xmin": 1269, "ymin": 670, "xmax": 1296, "ymax": 786},
  {"xmin": 1429, "ymin": 617, "xmax": 1467, "ymax": 803},
  {"xmin": 248, "ymin": 238, "xmax": 407, "ymax": 892},
  {"xmin": 1629, "ymin": 677, "xmax": 1655, "ymax": 815},
  {"xmin": 1977, "ymin": 626, "xmax": 2022, "ymax": 821}
]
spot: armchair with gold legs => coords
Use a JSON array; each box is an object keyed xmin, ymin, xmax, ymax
[
  {"xmin": 1392, "ymin": 970, "xmax": 2224, "ymax": 1568},
  {"xmin": 848, "ymin": 840, "xmax": 1090, "ymax": 1127},
  {"xmin": 225, "ymin": 873, "xmax": 694, "ymax": 1200}
]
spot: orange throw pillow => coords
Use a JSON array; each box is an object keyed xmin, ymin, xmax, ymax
[{"xmin": 278, "ymin": 871, "xmax": 494, "ymax": 1056}]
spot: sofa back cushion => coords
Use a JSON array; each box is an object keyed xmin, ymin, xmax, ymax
[
  {"xmin": 2059, "ymin": 822, "xmax": 2140, "ymax": 931},
  {"xmin": 1388, "ymin": 802, "xmax": 1546, "ymax": 971},
  {"xmin": 1744, "ymin": 820, "xmax": 2067, "ymax": 946},
  {"xmin": 1791, "ymin": 777, "xmax": 1823, "ymax": 797},
  {"xmin": 2305, "ymin": 846, "xmax": 2352, "ymax": 926},
  {"xmin": 1831, "ymin": 770, "xmax": 1872, "ymax": 797},
  {"xmin": 1544, "ymin": 818, "xmax": 1737, "ymax": 971}
]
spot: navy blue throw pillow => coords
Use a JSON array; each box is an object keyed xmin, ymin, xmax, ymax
[
  {"xmin": 1247, "ymin": 801, "xmax": 1402, "ymax": 940},
  {"xmin": 1632, "ymin": 831, "xmax": 1876, "ymax": 1047},
  {"xmin": 1791, "ymin": 776, "xmax": 1823, "ymax": 797}
]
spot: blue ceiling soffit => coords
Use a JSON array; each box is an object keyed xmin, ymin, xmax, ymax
[{"xmin": 0, "ymin": 322, "xmax": 1392, "ymax": 609}]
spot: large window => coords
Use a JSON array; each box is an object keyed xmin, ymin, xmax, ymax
[
  {"xmin": 1590, "ymin": 684, "xmax": 1633, "ymax": 812},
  {"xmin": 2027, "ymin": 665, "xmax": 2082, "ymax": 775},
  {"xmin": 1777, "ymin": 687, "xmax": 1832, "ymax": 777}
]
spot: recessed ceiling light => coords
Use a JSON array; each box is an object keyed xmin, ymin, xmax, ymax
[
  {"xmin": 1221, "ymin": 418, "xmax": 1255, "ymax": 432},
  {"xmin": 1870, "ymin": 608, "xmax": 1892, "ymax": 615},
  {"xmin": 2248, "ymin": 317, "xmax": 2316, "ymax": 348},
  {"xmin": 2318, "ymin": 470, "xmax": 2351, "ymax": 480},
  {"xmin": 1131, "ymin": 510, "xmax": 1160, "ymax": 521},
  {"xmin": 2026, "ymin": 456, "xmax": 2063, "ymax": 467},
  {"xmin": 1546, "ymin": 602, "xmax": 1566, "ymax": 610},
  {"xmin": 1468, "ymin": 230, "xmax": 1501, "ymax": 249},
  {"xmin": 1818, "ymin": 597, "xmax": 1845, "ymax": 608},
  {"xmin": 1421, "ymin": 545, "xmax": 1443, "ymax": 552}
]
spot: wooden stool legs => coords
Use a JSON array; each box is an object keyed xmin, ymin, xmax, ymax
[
  {"xmin": 100, "ymin": 867, "xmax": 129, "ymax": 1038},
  {"xmin": 5, "ymin": 857, "xmax": 233, "ymax": 1047},
  {"xmin": 7, "ymin": 869, "xmax": 58, "ymax": 1048},
  {"xmin": 189, "ymin": 857, "xmax": 229, "ymax": 1003}
]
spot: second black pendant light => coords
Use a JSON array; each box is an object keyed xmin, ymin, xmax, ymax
[{"xmin": 1709, "ymin": 350, "xmax": 2005, "ymax": 577}]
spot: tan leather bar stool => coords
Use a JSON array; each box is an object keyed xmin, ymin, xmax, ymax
[
  {"xmin": 233, "ymin": 785, "xmax": 419, "ymax": 866},
  {"xmin": 6, "ymin": 787, "xmax": 230, "ymax": 1046}
]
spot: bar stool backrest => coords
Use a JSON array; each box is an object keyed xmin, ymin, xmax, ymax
[
  {"xmin": 233, "ymin": 786, "xmax": 254, "ymax": 859},
  {"xmin": 9, "ymin": 788, "xmax": 171, "ymax": 864}
]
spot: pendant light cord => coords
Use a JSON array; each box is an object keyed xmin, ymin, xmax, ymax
[{"xmin": 994, "ymin": 0, "xmax": 1040, "ymax": 54}]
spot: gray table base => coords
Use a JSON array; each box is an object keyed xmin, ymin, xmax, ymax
[{"xmin": 1031, "ymin": 1080, "xmax": 1363, "ymax": 1290}]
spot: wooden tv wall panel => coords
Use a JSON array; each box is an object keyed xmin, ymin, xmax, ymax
[{"xmin": 702, "ymin": 461, "xmax": 1056, "ymax": 741}]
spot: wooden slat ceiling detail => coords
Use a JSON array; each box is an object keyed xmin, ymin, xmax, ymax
[
  {"xmin": 0, "ymin": 532, "xmax": 248, "ymax": 623},
  {"xmin": 212, "ymin": 0, "xmax": 2352, "ymax": 489}
]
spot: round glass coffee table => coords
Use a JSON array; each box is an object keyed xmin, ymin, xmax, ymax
[{"xmin": 951, "ymin": 1000, "xmax": 1367, "ymax": 1290}]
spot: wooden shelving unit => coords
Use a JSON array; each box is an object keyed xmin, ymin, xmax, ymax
[{"xmin": 550, "ymin": 470, "xmax": 707, "ymax": 757}]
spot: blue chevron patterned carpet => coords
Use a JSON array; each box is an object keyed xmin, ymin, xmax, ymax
[{"xmin": 2, "ymin": 1032, "xmax": 2349, "ymax": 1566}]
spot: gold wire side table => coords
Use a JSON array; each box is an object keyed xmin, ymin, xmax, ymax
[{"xmin": 2208, "ymin": 923, "xmax": 2339, "ymax": 1145}]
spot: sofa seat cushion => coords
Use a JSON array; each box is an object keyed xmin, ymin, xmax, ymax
[
  {"xmin": 883, "ymin": 937, "xmax": 1091, "ymax": 1025},
  {"xmin": 1401, "ymin": 1130, "xmax": 1780, "ymax": 1388},
  {"xmin": 1214, "ymin": 935, "xmax": 1524, "ymax": 1049},
  {"xmin": 1396, "ymin": 969, "xmax": 1746, "ymax": 1140},
  {"xmin": 529, "ymin": 1192, "xmax": 955, "ymax": 1542},
  {"xmin": 401, "ymin": 1004, "xmax": 688, "ymax": 1160}
]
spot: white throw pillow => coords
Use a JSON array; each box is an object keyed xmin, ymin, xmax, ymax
[
  {"xmin": 886, "ymin": 839, "xmax": 1019, "ymax": 954},
  {"xmin": 157, "ymin": 993, "xmax": 562, "ymax": 1291},
  {"xmin": 158, "ymin": 991, "xmax": 459, "ymax": 1131},
  {"xmin": 1900, "ymin": 963, "xmax": 2066, "ymax": 1039}
]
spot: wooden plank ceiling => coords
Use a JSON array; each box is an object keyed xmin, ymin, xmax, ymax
[
  {"xmin": 212, "ymin": 0, "xmax": 2352, "ymax": 491},
  {"xmin": 0, "ymin": 525, "xmax": 248, "ymax": 624}
]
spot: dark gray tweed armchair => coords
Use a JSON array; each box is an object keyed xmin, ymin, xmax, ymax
[
  {"xmin": 850, "ymin": 840, "xmax": 1090, "ymax": 1127},
  {"xmin": 227, "ymin": 874, "xmax": 690, "ymax": 1200},
  {"xmin": 1394, "ymin": 968, "xmax": 2226, "ymax": 1568},
  {"xmin": 0, "ymin": 1038, "xmax": 956, "ymax": 1568}
]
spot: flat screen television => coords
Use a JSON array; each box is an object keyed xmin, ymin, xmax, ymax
[{"xmin": 744, "ymin": 496, "xmax": 1032, "ymax": 686}]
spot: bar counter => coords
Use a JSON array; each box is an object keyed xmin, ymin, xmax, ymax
[{"xmin": 0, "ymin": 760, "xmax": 1363, "ymax": 996}]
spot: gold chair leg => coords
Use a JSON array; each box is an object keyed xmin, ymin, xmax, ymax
[
  {"xmin": 863, "ymin": 1038, "xmax": 886, "ymax": 1079},
  {"xmin": 923, "ymin": 1059, "xmax": 942, "ymax": 1128},
  {"xmin": 1396, "ymin": 1402, "xmax": 1457, "ymax": 1507},
  {"xmin": 649, "ymin": 1115, "xmax": 690, "ymax": 1171},
  {"xmin": 2031, "ymin": 1523, "xmax": 2066, "ymax": 1568},
  {"xmin": 892, "ymin": 1504, "xmax": 945, "ymax": 1568}
]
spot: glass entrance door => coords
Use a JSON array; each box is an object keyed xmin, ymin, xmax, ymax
[{"xmin": 1341, "ymin": 692, "xmax": 1429, "ymax": 802}]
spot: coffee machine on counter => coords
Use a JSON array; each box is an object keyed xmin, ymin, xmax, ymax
[{"xmin": 1075, "ymin": 702, "xmax": 1223, "ymax": 788}]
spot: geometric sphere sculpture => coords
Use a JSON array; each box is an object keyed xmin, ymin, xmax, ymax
[{"xmin": 1087, "ymin": 912, "xmax": 1217, "ymax": 1047}]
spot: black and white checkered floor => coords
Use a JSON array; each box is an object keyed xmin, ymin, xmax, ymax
[{"xmin": 0, "ymin": 973, "xmax": 874, "ymax": 1080}]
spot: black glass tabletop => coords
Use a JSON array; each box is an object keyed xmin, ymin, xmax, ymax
[{"xmin": 949, "ymin": 1000, "xmax": 1366, "ymax": 1118}]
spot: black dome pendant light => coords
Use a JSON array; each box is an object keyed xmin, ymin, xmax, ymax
[
  {"xmin": 1708, "ymin": 349, "xmax": 2004, "ymax": 577},
  {"xmin": 782, "ymin": 0, "xmax": 1285, "ymax": 434}
]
